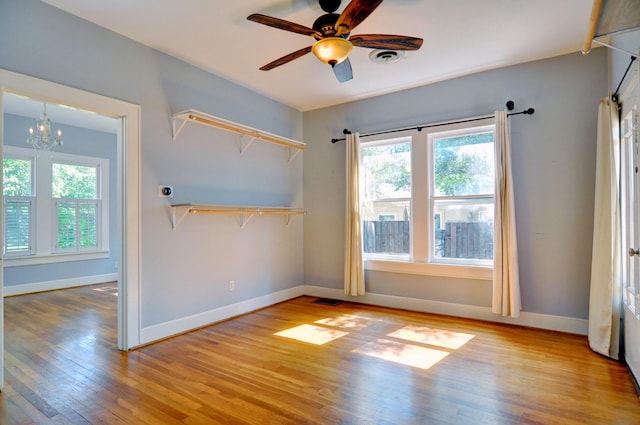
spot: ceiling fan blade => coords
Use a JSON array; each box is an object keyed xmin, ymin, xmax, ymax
[
  {"xmin": 259, "ymin": 46, "xmax": 313, "ymax": 71},
  {"xmin": 332, "ymin": 58, "xmax": 353, "ymax": 83},
  {"xmin": 247, "ymin": 13, "xmax": 319, "ymax": 37},
  {"xmin": 350, "ymin": 34, "xmax": 423, "ymax": 50},
  {"xmin": 335, "ymin": 0, "xmax": 384, "ymax": 35}
]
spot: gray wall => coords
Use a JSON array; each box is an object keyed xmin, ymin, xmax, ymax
[
  {"xmin": 609, "ymin": 32, "xmax": 640, "ymax": 91},
  {"xmin": 1, "ymin": 0, "xmax": 304, "ymax": 328},
  {"xmin": 303, "ymin": 50, "xmax": 608, "ymax": 320},
  {"xmin": 3, "ymin": 113, "xmax": 118, "ymax": 286}
]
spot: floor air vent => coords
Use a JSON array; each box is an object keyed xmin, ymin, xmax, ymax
[{"xmin": 312, "ymin": 298, "xmax": 343, "ymax": 306}]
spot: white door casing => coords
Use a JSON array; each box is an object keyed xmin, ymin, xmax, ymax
[
  {"xmin": 0, "ymin": 69, "xmax": 142, "ymax": 389},
  {"xmin": 621, "ymin": 61, "xmax": 640, "ymax": 384}
]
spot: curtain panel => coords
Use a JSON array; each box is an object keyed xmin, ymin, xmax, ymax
[
  {"xmin": 493, "ymin": 110, "xmax": 522, "ymax": 317},
  {"xmin": 345, "ymin": 132, "xmax": 365, "ymax": 296},
  {"xmin": 588, "ymin": 96, "xmax": 621, "ymax": 360}
]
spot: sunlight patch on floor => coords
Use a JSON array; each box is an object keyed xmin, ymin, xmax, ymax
[
  {"xmin": 275, "ymin": 324, "xmax": 349, "ymax": 345},
  {"xmin": 93, "ymin": 286, "xmax": 118, "ymax": 296},
  {"xmin": 353, "ymin": 338, "xmax": 449, "ymax": 370},
  {"xmin": 388, "ymin": 325, "xmax": 475, "ymax": 349},
  {"xmin": 315, "ymin": 314, "xmax": 374, "ymax": 330}
]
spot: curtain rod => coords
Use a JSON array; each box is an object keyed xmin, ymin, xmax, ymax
[
  {"xmin": 612, "ymin": 55, "xmax": 638, "ymax": 104},
  {"xmin": 331, "ymin": 101, "xmax": 535, "ymax": 143}
]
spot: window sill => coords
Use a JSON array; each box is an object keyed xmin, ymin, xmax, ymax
[
  {"xmin": 364, "ymin": 259, "xmax": 492, "ymax": 280},
  {"xmin": 3, "ymin": 251, "xmax": 110, "ymax": 267}
]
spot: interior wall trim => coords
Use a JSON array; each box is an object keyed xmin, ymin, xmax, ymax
[
  {"xmin": 3, "ymin": 273, "xmax": 118, "ymax": 297},
  {"xmin": 139, "ymin": 285, "xmax": 305, "ymax": 345},
  {"xmin": 133, "ymin": 281, "xmax": 590, "ymax": 348},
  {"xmin": 303, "ymin": 285, "xmax": 589, "ymax": 335}
]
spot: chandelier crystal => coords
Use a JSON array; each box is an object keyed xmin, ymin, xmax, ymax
[{"xmin": 27, "ymin": 104, "xmax": 63, "ymax": 151}]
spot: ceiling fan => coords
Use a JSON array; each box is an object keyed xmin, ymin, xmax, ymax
[{"xmin": 247, "ymin": 0, "xmax": 423, "ymax": 83}]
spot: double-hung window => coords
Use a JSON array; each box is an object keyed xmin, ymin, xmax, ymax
[
  {"xmin": 2, "ymin": 146, "xmax": 109, "ymax": 264},
  {"xmin": 3, "ymin": 153, "xmax": 36, "ymax": 256},
  {"xmin": 360, "ymin": 118, "xmax": 495, "ymax": 278},
  {"xmin": 52, "ymin": 161, "xmax": 101, "ymax": 252},
  {"xmin": 361, "ymin": 137, "xmax": 412, "ymax": 259}
]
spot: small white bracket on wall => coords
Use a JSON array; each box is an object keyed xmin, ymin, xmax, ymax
[
  {"xmin": 171, "ymin": 109, "xmax": 306, "ymax": 161},
  {"xmin": 287, "ymin": 147, "xmax": 302, "ymax": 163},
  {"xmin": 170, "ymin": 204, "xmax": 306, "ymax": 230},
  {"xmin": 238, "ymin": 135, "xmax": 255, "ymax": 155}
]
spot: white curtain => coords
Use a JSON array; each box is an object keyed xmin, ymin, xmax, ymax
[
  {"xmin": 588, "ymin": 96, "xmax": 621, "ymax": 360},
  {"xmin": 493, "ymin": 110, "xmax": 521, "ymax": 317},
  {"xmin": 345, "ymin": 132, "xmax": 365, "ymax": 296}
]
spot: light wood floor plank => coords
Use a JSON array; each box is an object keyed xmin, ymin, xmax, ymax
[{"xmin": 2, "ymin": 283, "xmax": 639, "ymax": 424}]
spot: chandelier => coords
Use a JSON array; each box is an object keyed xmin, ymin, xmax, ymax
[{"xmin": 27, "ymin": 104, "xmax": 63, "ymax": 151}]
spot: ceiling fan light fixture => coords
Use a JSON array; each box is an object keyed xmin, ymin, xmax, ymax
[{"xmin": 312, "ymin": 37, "xmax": 353, "ymax": 66}]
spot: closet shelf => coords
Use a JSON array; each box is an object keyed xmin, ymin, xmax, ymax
[
  {"xmin": 171, "ymin": 109, "xmax": 306, "ymax": 163},
  {"xmin": 170, "ymin": 204, "xmax": 306, "ymax": 229}
]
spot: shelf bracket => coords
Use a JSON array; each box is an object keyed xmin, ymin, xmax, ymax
[
  {"xmin": 240, "ymin": 212, "xmax": 256, "ymax": 228},
  {"xmin": 287, "ymin": 147, "xmax": 302, "ymax": 163},
  {"xmin": 286, "ymin": 213, "xmax": 301, "ymax": 225},
  {"xmin": 171, "ymin": 205, "xmax": 193, "ymax": 230},
  {"xmin": 172, "ymin": 115, "xmax": 190, "ymax": 141},
  {"xmin": 238, "ymin": 135, "xmax": 256, "ymax": 155}
]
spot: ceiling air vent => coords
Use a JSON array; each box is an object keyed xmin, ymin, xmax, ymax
[{"xmin": 369, "ymin": 49, "xmax": 407, "ymax": 64}]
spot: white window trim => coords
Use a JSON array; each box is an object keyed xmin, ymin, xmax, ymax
[
  {"xmin": 365, "ymin": 258, "xmax": 492, "ymax": 280},
  {"xmin": 3, "ymin": 146, "xmax": 109, "ymax": 262},
  {"xmin": 360, "ymin": 118, "xmax": 495, "ymax": 281}
]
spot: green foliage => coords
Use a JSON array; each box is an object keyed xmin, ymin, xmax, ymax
[
  {"xmin": 3, "ymin": 158, "xmax": 32, "ymax": 196},
  {"xmin": 434, "ymin": 133, "xmax": 494, "ymax": 196},
  {"xmin": 52, "ymin": 163, "xmax": 97, "ymax": 199},
  {"xmin": 363, "ymin": 142, "xmax": 411, "ymax": 197},
  {"xmin": 362, "ymin": 132, "xmax": 494, "ymax": 199}
]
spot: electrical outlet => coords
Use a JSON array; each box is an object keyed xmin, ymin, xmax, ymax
[
  {"xmin": 159, "ymin": 185, "xmax": 173, "ymax": 198},
  {"xmin": 229, "ymin": 280, "xmax": 235, "ymax": 292}
]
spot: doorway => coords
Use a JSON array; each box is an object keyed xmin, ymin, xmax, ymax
[{"xmin": 0, "ymin": 69, "xmax": 142, "ymax": 390}]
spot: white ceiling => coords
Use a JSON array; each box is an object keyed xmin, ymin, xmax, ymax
[{"xmin": 39, "ymin": 0, "xmax": 594, "ymax": 112}]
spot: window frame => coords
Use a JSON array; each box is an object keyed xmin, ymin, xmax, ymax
[
  {"xmin": 428, "ymin": 123, "xmax": 495, "ymax": 268},
  {"xmin": 2, "ymin": 146, "xmax": 109, "ymax": 265},
  {"xmin": 3, "ymin": 152, "xmax": 36, "ymax": 257},
  {"xmin": 360, "ymin": 135, "xmax": 413, "ymax": 261},
  {"xmin": 360, "ymin": 119, "xmax": 495, "ymax": 280},
  {"xmin": 51, "ymin": 157, "xmax": 103, "ymax": 254}
]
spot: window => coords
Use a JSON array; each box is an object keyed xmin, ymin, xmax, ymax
[
  {"xmin": 360, "ymin": 119, "xmax": 495, "ymax": 278},
  {"xmin": 361, "ymin": 137, "xmax": 411, "ymax": 258},
  {"xmin": 431, "ymin": 127, "xmax": 495, "ymax": 263},
  {"xmin": 52, "ymin": 161, "xmax": 100, "ymax": 252},
  {"xmin": 3, "ymin": 154, "xmax": 35, "ymax": 256},
  {"xmin": 2, "ymin": 146, "xmax": 109, "ymax": 263}
]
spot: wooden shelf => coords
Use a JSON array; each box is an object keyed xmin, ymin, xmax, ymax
[
  {"xmin": 171, "ymin": 204, "xmax": 306, "ymax": 229},
  {"xmin": 171, "ymin": 109, "xmax": 306, "ymax": 163}
]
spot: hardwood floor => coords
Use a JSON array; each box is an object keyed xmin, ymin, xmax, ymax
[{"xmin": 1, "ymin": 284, "xmax": 639, "ymax": 424}]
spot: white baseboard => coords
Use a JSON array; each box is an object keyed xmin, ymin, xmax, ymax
[
  {"xmin": 3, "ymin": 273, "xmax": 118, "ymax": 297},
  {"xmin": 140, "ymin": 284, "xmax": 587, "ymax": 347},
  {"xmin": 140, "ymin": 285, "xmax": 305, "ymax": 345},
  {"xmin": 303, "ymin": 285, "xmax": 589, "ymax": 335}
]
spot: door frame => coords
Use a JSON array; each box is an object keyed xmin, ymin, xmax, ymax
[
  {"xmin": 621, "ymin": 61, "xmax": 640, "ymax": 384},
  {"xmin": 0, "ymin": 69, "xmax": 142, "ymax": 388}
]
